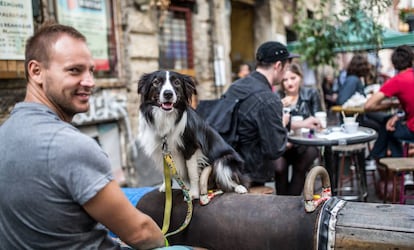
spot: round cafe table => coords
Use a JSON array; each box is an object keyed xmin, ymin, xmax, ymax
[{"xmin": 288, "ymin": 126, "xmax": 377, "ymax": 197}]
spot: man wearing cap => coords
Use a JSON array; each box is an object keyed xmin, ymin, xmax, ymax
[{"xmin": 221, "ymin": 41, "xmax": 298, "ymax": 187}]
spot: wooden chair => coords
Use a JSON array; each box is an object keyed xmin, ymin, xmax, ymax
[{"xmin": 379, "ymin": 157, "xmax": 414, "ymax": 204}]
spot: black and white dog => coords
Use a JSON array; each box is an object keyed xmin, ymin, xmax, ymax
[{"xmin": 137, "ymin": 70, "xmax": 249, "ymax": 200}]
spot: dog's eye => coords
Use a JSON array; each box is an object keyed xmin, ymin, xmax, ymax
[
  {"xmin": 173, "ymin": 79, "xmax": 181, "ymax": 86},
  {"xmin": 152, "ymin": 79, "xmax": 161, "ymax": 87}
]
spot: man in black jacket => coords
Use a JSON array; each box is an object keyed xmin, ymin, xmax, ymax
[{"xmin": 223, "ymin": 41, "xmax": 298, "ymax": 186}]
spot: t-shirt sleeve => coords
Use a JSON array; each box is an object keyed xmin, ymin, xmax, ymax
[
  {"xmin": 380, "ymin": 76, "xmax": 400, "ymax": 98},
  {"xmin": 49, "ymin": 127, "xmax": 114, "ymax": 205}
]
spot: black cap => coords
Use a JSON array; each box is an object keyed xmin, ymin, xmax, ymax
[{"xmin": 256, "ymin": 41, "xmax": 299, "ymax": 63}]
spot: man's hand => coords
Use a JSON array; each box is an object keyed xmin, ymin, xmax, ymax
[
  {"xmin": 282, "ymin": 113, "xmax": 290, "ymax": 127},
  {"xmin": 386, "ymin": 115, "xmax": 399, "ymax": 131}
]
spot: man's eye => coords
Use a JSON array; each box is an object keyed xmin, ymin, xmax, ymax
[{"xmin": 69, "ymin": 68, "xmax": 80, "ymax": 74}]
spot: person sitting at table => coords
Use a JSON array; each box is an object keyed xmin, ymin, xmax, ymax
[
  {"xmin": 336, "ymin": 54, "xmax": 370, "ymax": 106},
  {"xmin": 275, "ymin": 62, "xmax": 323, "ymax": 195},
  {"xmin": 322, "ymin": 71, "xmax": 338, "ymax": 111},
  {"xmin": 365, "ymin": 44, "xmax": 414, "ymax": 159},
  {"xmin": 336, "ymin": 54, "xmax": 389, "ymax": 159}
]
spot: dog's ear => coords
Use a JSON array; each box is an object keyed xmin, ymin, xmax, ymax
[
  {"xmin": 182, "ymin": 75, "xmax": 197, "ymax": 103},
  {"xmin": 137, "ymin": 72, "xmax": 153, "ymax": 95}
]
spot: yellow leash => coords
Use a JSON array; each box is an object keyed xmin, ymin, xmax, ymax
[
  {"xmin": 161, "ymin": 137, "xmax": 193, "ymax": 238},
  {"xmin": 161, "ymin": 153, "xmax": 173, "ymax": 235}
]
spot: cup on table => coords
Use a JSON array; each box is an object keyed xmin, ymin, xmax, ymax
[
  {"xmin": 341, "ymin": 122, "xmax": 359, "ymax": 133},
  {"xmin": 315, "ymin": 111, "xmax": 327, "ymax": 129},
  {"xmin": 291, "ymin": 115, "xmax": 304, "ymax": 136},
  {"xmin": 343, "ymin": 117, "xmax": 356, "ymax": 124}
]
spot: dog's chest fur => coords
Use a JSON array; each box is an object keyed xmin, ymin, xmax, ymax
[{"xmin": 138, "ymin": 108, "xmax": 196, "ymax": 180}]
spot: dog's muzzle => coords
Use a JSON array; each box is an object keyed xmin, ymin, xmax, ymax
[{"xmin": 160, "ymin": 89, "xmax": 175, "ymax": 111}]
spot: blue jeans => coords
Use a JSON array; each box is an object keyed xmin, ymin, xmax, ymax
[{"xmin": 371, "ymin": 120, "xmax": 414, "ymax": 158}]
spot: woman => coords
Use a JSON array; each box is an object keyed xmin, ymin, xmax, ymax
[
  {"xmin": 336, "ymin": 54, "xmax": 370, "ymax": 105},
  {"xmin": 275, "ymin": 63, "xmax": 322, "ymax": 195}
]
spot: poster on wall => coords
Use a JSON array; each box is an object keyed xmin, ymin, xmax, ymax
[
  {"xmin": 56, "ymin": 0, "xmax": 109, "ymax": 71},
  {"xmin": 0, "ymin": 0, "xmax": 34, "ymax": 60}
]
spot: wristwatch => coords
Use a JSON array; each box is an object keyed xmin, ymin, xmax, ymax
[{"xmin": 396, "ymin": 110, "xmax": 405, "ymax": 119}]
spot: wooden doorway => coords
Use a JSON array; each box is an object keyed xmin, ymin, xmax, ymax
[{"xmin": 230, "ymin": 1, "xmax": 254, "ymax": 81}]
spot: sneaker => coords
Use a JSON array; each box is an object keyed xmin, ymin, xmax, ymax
[
  {"xmin": 404, "ymin": 173, "xmax": 414, "ymax": 186},
  {"xmin": 365, "ymin": 159, "xmax": 377, "ymax": 171}
]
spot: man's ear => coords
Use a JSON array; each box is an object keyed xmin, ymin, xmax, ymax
[
  {"xmin": 274, "ymin": 61, "xmax": 282, "ymax": 71},
  {"xmin": 27, "ymin": 60, "xmax": 42, "ymax": 84}
]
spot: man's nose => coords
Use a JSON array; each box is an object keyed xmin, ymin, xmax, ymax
[{"xmin": 81, "ymin": 74, "xmax": 95, "ymax": 87}]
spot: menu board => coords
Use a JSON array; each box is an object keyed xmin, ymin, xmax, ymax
[
  {"xmin": 56, "ymin": 0, "xmax": 110, "ymax": 71},
  {"xmin": 0, "ymin": 0, "xmax": 34, "ymax": 60}
]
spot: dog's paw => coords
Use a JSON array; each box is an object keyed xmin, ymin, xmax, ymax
[
  {"xmin": 235, "ymin": 185, "xmax": 248, "ymax": 194},
  {"xmin": 158, "ymin": 183, "xmax": 166, "ymax": 193}
]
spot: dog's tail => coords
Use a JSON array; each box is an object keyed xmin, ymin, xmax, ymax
[{"xmin": 214, "ymin": 154, "xmax": 251, "ymax": 192}]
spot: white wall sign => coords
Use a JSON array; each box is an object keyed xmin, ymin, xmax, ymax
[{"xmin": 0, "ymin": 0, "xmax": 34, "ymax": 60}]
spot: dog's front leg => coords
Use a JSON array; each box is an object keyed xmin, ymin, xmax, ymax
[
  {"xmin": 158, "ymin": 182, "xmax": 166, "ymax": 193},
  {"xmin": 186, "ymin": 156, "xmax": 200, "ymax": 200}
]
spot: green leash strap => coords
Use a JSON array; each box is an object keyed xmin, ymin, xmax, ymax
[{"xmin": 161, "ymin": 138, "xmax": 193, "ymax": 238}]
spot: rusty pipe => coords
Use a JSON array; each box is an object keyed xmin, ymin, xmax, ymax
[{"xmin": 303, "ymin": 166, "xmax": 332, "ymax": 213}]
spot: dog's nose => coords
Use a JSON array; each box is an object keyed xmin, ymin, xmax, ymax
[{"xmin": 163, "ymin": 90, "xmax": 173, "ymax": 100}]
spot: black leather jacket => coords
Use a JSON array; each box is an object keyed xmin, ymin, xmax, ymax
[
  {"xmin": 224, "ymin": 71, "xmax": 287, "ymax": 183},
  {"xmin": 278, "ymin": 87, "xmax": 322, "ymax": 117}
]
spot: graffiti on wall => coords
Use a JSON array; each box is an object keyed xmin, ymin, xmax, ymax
[{"xmin": 73, "ymin": 89, "xmax": 127, "ymax": 124}]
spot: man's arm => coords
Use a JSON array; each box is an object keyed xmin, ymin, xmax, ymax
[
  {"xmin": 364, "ymin": 91, "xmax": 388, "ymax": 112},
  {"xmin": 83, "ymin": 181, "xmax": 165, "ymax": 249}
]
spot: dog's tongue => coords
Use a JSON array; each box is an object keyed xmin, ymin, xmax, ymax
[{"xmin": 161, "ymin": 102, "xmax": 173, "ymax": 110}]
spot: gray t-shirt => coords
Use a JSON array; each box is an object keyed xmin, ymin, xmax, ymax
[{"xmin": 0, "ymin": 102, "xmax": 118, "ymax": 249}]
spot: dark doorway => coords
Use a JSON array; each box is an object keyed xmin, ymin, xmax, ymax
[{"xmin": 230, "ymin": 1, "xmax": 255, "ymax": 81}]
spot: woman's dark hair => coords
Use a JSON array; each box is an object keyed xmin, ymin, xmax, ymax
[
  {"xmin": 391, "ymin": 45, "xmax": 414, "ymax": 71},
  {"xmin": 346, "ymin": 54, "xmax": 370, "ymax": 77}
]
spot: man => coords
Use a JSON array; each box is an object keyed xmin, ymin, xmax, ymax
[
  {"xmin": 365, "ymin": 45, "xmax": 414, "ymax": 158},
  {"xmin": 0, "ymin": 22, "xmax": 188, "ymax": 249},
  {"xmin": 235, "ymin": 62, "xmax": 252, "ymax": 80},
  {"xmin": 222, "ymin": 41, "xmax": 319, "ymax": 186}
]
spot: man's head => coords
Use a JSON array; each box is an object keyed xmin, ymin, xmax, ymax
[
  {"xmin": 25, "ymin": 21, "xmax": 87, "ymax": 80},
  {"xmin": 256, "ymin": 41, "xmax": 298, "ymax": 66},
  {"xmin": 255, "ymin": 41, "xmax": 299, "ymax": 85},
  {"xmin": 24, "ymin": 22, "xmax": 95, "ymax": 122},
  {"xmin": 391, "ymin": 45, "xmax": 414, "ymax": 71}
]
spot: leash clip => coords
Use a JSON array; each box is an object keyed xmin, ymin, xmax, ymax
[{"xmin": 162, "ymin": 136, "xmax": 169, "ymax": 154}]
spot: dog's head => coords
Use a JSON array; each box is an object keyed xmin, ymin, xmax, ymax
[{"xmin": 138, "ymin": 70, "xmax": 197, "ymax": 112}]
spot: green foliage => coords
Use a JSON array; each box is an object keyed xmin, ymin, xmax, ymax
[{"xmin": 293, "ymin": 0, "xmax": 392, "ymax": 68}]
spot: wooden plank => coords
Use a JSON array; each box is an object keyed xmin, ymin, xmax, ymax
[
  {"xmin": 0, "ymin": 60, "xmax": 7, "ymax": 71},
  {"xmin": 17, "ymin": 61, "xmax": 25, "ymax": 74},
  {"xmin": 0, "ymin": 72, "xmax": 18, "ymax": 78},
  {"xmin": 0, "ymin": 60, "xmax": 25, "ymax": 79},
  {"xmin": 336, "ymin": 202, "xmax": 414, "ymax": 232},
  {"xmin": 7, "ymin": 60, "xmax": 17, "ymax": 71},
  {"xmin": 335, "ymin": 227, "xmax": 414, "ymax": 249}
]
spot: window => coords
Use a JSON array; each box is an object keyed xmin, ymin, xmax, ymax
[
  {"xmin": 158, "ymin": 6, "xmax": 194, "ymax": 71},
  {"xmin": 55, "ymin": 0, "xmax": 118, "ymax": 78}
]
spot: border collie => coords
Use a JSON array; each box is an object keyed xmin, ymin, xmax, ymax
[{"xmin": 137, "ymin": 70, "xmax": 249, "ymax": 200}]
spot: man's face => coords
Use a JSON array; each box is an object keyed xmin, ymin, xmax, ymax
[
  {"xmin": 42, "ymin": 35, "xmax": 95, "ymax": 118},
  {"xmin": 273, "ymin": 61, "xmax": 289, "ymax": 85}
]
